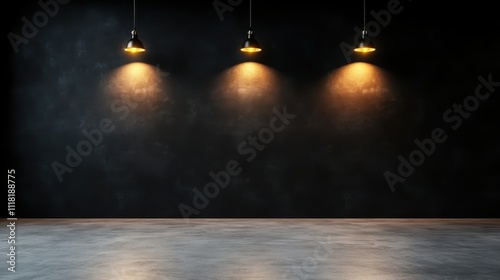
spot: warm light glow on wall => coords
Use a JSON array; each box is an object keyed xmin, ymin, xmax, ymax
[
  {"xmin": 331, "ymin": 62, "xmax": 384, "ymax": 95},
  {"xmin": 212, "ymin": 62, "xmax": 284, "ymax": 116},
  {"xmin": 103, "ymin": 62, "xmax": 168, "ymax": 106},
  {"xmin": 318, "ymin": 62, "xmax": 396, "ymax": 129}
]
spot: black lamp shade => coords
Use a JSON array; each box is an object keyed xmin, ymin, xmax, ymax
[
  {"xmin": 125, "ymin": 29, "xmax": 145, "ymax": 53},
  {"xmin": 354, "ymin": 37, "xmax": 375, "ymax": 53},
  {"xmin": 241, "ymin": 29, "xmax": 261, "ymax": 53}
]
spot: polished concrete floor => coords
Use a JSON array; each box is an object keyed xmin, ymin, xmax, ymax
[{"xmin": 1, "ymin": 219, "xmax": 499, "ymax": 280}]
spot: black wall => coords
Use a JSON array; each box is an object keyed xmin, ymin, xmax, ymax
[{"xmin": 6, "ymin": 0, "xmax": 500, "ymax": 218}]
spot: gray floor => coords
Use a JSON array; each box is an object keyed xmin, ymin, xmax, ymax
[{"xmin": 1, "ymin": 219, "xmax": 499, "ymax": 280}]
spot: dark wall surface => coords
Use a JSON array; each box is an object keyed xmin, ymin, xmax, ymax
[{"xmin": 6, "ymin": 0, "xmax": 500, "ymax": 218}]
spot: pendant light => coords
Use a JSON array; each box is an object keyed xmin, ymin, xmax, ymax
[
  {"xmin": 241, "ymin": 0, "xmax": 261, "ymax": 53},
  {"xmin": 124, "ymin": 0, "xmax": 145, "ymax": 53},
  {"xmin": 354, "ymin": 0, "xmax": 376, "ymax": 53}
]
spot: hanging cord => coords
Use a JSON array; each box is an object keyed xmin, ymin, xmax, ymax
[
  {"xmin": 249, "ymin": 0, "xmax": 252, "ymax": 28},
  {"xmin": 133, "ymin": 0, "xmax": 136, "ymax": 29},
  {"xmin": 363, "ymin": 0, "xmax": 366, "ymax": 31},
  {"xmin": 362, "ymin": 0, "xmax": 367, "ymax": 38}
]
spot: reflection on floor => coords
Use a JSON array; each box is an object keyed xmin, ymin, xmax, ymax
[{"xmin": 1, "ymin": 219, "xmax": 499, "ymax": 280}]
